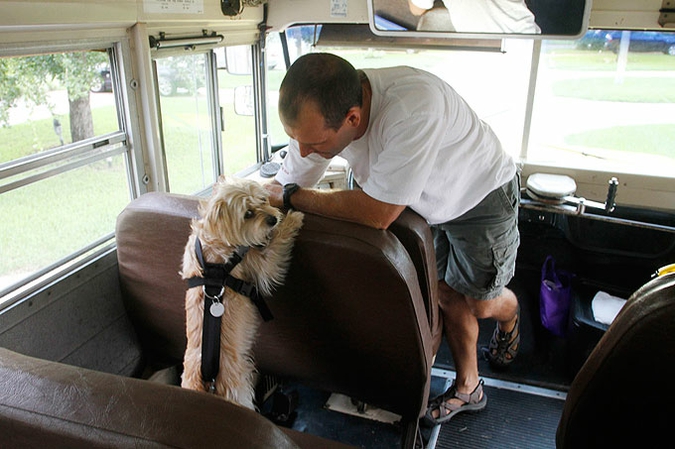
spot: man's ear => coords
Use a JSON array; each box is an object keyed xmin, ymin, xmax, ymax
[{"xmin": 345, "ymin": 107, "xmax": 361, "ymax": 128}]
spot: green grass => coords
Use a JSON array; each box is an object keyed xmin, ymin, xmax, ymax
[
  {"xmin": 552, "ymin": 77, "xmax": 675, "ymax": 102},
  {"xmin": 0, "ymin": 107, "xmax": 119, "ymax": 163},
  {"xmin": 0, "ymin": 157, "xmax": 129, "ymax": 275},
  {"xmin": 566, "ymin": 124, "xmax": 675, "ymax": 158},
  {"xmin": 149, "ymin": 93, "xmax": 257, "ymax": 192},
  {"xmin": 543, "ymin": 49, "xmax": 675, "ymax": 71}
]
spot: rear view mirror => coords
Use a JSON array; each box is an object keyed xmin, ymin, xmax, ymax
[{"xmin": 233, "ymin": 85, "xmax": 254, "ymax": 116}]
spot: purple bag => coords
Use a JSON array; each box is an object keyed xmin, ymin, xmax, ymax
[{"xmin": 540, "ymin": 255, "xmax": 573, "ymax": 338}]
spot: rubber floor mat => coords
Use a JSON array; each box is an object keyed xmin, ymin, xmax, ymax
[{"xmin": 436, "ymin": 385, "xmax": 564, "ymax": 449}]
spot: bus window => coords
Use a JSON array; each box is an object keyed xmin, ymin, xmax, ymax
[
  {"xmin": 266, "ymin": 32, "xmax": 288, "ymax": 150},
  {"xmin": 154, "ymin": 52, "xmax": 217, "ymax": 194},
  {"xmin": 218, "ymin": 46, "xmax": 258, "ymax": 175},
  {"xmin": 0, "ymin": 46, "xmax": 132, "ymax": 300},
  {"xmin": 153, "ymin": 46, "xmax": 258, "ymax": 196},
  {"xmin": 267, "ymin": 25, "xmax": 533, "ymax": 161},
  {"xmin": 528, "ymin": 30, "xmax": 675, "ymax": 177}
]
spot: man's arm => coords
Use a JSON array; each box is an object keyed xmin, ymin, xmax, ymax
[
  {"xmin": 408, "ymin": 0, "xmax": 430, "ymax": 16},
  {"xmin": 265, "ymin": 183, "xmax": 405, "ymax": 230}
]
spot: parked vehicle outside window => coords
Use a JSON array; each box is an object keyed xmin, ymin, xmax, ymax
[{"xmin": 577, "ymin": 30, "xmax": 675, "ymax": 55}]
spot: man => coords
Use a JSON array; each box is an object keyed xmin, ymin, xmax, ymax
[{"xmin": 265, "ymin": 53, "xmax": 520, "ymax": 425}]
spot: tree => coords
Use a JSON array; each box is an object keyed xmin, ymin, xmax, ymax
[{"xmin": 0, "ymin": 50, "xmax": 108, "ymax": 146}]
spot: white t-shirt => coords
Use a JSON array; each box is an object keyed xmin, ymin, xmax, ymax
[
  {"xmin": 411, "ymin": 0, "xmax": 541, "ymax": 34},
  {"xmin": 275, "ymin": 66, "xmax": 516, "ymax": 225}
]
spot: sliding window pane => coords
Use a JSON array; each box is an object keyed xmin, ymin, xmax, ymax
[{"xmin": 156, "ymin": 53, "xmax": 216, "ymax": 194}]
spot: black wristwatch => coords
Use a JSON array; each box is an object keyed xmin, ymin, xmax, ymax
[{"xmin": 283, "ymin": 183, "xmax": 300, "ymax": 210}]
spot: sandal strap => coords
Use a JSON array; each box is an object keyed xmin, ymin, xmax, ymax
[
  {"xmin": 497, "ymin": 309, "xmax": 520, "ymax": 342},
  {"xmin": 486, "ymin": 307, "xmax": 521, "ymax": 365},
  {"xmin": 455, "ymin": 382, "xmax": 480, "ymax": 403},
  {"xmin": 432, "ymin": 380, "xmax": 484, "ymax": 413}
]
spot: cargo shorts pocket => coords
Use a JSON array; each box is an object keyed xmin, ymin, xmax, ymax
[{"xmin": 489, "ymin": 231, "xmax": 520, "ymax": 292}]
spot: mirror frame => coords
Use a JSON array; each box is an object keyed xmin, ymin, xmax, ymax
[{"xmin": 367, "ymin": 0, "xmax": 592, "ymax": 40}]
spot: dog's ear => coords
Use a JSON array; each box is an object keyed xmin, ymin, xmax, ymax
[
  {"xmin": 217, "ymin": 174, "xmax": 227, "ymax": 184},
  {"xmin": 206, "ymin": 201, "xmax": 222, "ymax": 225}
]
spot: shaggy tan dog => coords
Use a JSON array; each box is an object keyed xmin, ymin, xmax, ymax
[{"xmin": 181, "ymin": 176, "xmax": 303, "ymax": 409}]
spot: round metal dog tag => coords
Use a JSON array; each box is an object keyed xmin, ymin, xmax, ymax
[{"xmin": 210, "ymin": 302, "xmax": 225, "ymax": 317}]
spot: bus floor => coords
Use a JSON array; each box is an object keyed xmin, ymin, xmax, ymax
[
  {"xmin": 270, "ymin": 267, "xmax": 573, "ymax": 448},
  {"xmin": 274, "ymin": 368, "xmax": 566, "ymax": 448}
]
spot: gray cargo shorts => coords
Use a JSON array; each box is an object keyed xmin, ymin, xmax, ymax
[{"xmin": 432, "ymin": 173, "xmax": 520, "ymax": 300}]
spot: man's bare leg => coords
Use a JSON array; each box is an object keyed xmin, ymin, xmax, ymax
[{"xmin": 431, "ymin": 280, "xmax": 519, "ymax": 419}]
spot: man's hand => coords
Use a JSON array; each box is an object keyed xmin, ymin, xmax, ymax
[{"xmin": 264, "ymin": 182, "xmax": 284, "ymax": 208}]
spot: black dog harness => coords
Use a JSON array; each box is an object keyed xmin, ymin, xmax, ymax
[{"xmin": 186, "ymin": 238, "xmax": 273, "ymax": 393}]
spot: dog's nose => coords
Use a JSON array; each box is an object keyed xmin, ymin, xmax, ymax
[{"xmin": 266, "ymin": 215, "xmax": 278, "ymax": 227}]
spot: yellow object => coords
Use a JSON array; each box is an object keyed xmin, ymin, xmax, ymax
[{"xmin": 655, "ymin": 264, "xmax": 675, "ymax": 277}]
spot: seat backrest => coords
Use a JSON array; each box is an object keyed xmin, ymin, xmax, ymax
[
  {"xmin": 389, "ymin": 209, "xmax": 443, "ymax": 353},
  {"xmin": 556, "ymin": 272, "xmax": 675, "ymax": 448},
  {"xmin": 0, "ymin": 347, "xmax": 353, "ymax": 449},
  {"xmin": 116, "ymin": 192, "xmax": 197, "ymax": 364},
  {"xmin": 115, "ymin": 192, "xmax": 436, "ymax": 420}
]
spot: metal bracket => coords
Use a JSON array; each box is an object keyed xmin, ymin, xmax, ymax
[{"xmin": 660, "ymin": 0, "xmax": 675, "ymax": 27}]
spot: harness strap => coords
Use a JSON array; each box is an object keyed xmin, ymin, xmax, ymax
[
  {"xmin": 201, "ymin": 297, "xmax": 221, "ymax": 390},
  {"xmin": 186, "ymin": 241, "xmax": 273, "ymax": 322},
  {"xmin": 185, "ymin": 237, "xmax": 273, "ymax": 392},
  {"xmin": 223, "ymin": 276, "xmax": 273, "ymax": 322}
]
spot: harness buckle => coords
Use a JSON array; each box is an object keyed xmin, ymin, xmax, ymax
[{"xmin": 238, "ymin": 281, "xmax": 256, "ymax": 298}]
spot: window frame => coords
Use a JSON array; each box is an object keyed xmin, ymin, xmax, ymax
[
  {"xmin": 0, "ymin": 37, "xmax": 143, "ymax": 305},
  {"xmin": 150, "ymin": 47, "xmax": 221, "ymax": 194},
  {"xmin": 150, "ymin": 40, "xmax": 267, "ymax": 194}
]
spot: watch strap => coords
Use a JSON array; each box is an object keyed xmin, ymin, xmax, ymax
[{"xmin": 283, "ymin": 183, "xmax": 300, "ymax": 210}]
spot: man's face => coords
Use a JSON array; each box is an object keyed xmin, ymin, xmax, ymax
[{"xmin": 281, "ymin": 100, "xmax": 358, "ymax": 159}]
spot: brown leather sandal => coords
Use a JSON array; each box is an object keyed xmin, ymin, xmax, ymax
[{"xmin": 423, "ymin": 379, "xmax": 487, "ymax": 426}]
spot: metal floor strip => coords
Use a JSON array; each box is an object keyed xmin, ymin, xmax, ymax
[{"xmin": 431, "ymin": 367, "xmax": 567, "ymax": 401}]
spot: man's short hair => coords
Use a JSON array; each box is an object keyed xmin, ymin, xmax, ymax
[{"xmin": 279, "ymin": 53, "xmax": 363, "ymax": 131}]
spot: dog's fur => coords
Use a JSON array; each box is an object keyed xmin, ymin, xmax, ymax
[{"xmin": 180, "ymin": 176, "xmax": 303, "ymax": 409}]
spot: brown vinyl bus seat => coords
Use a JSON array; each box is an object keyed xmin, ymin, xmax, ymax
[
  {"xmin": 389, "ymin": 209, "xmax": 443, "ymax": 354},
  {"xmin": 115, "ymin": 192, "xmax": 441, "ymax": 448},
  {"xmin": 556, "ymin": 272, "xmax": 675, "ymax": 448},
  {"xmin": 0, "ymin": 347, "xmax": 353, "ymax": 449}
]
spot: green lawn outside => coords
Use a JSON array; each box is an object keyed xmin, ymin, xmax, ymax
[
  {"xmin": 566, "ymin": 124, "xmax": 675, "ymax": 158},
  {"xmin": 552, "ymin": 77, "xmax": 675, "ymax": 103},
  {"xmin": 0, "ymin": 106, "xmax": 119, "ymax": 163},
  {"xmin": 542, "ymin": 48, "xmax": 675, "ymax": 71}
]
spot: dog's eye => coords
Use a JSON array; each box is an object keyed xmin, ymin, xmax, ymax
[{"xmin": 244, "ymin": 210, "xmax": 254, "ymax": 219}]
